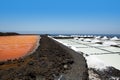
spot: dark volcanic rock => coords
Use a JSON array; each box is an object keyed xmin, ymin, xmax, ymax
[
  {"xmin": 0, "ymin": 35, "xmax": 88, "ymax": 80},
  {"xmin": 0, "ymin": 35, "xmax": 74, "ymax": 80},
  {"xmin": 89, "ymin": 67, "xmax": 120, "ymax": 80},
  {"xmin": 54, "ymin": 37, "xmax": 73, "ymax": 39},
  {"xmin": 0, "ymin": 32, "xmax": 19, "ymax": 36}
]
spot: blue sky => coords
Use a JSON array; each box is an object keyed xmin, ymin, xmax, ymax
[{"xmin": 0, "ymin": 0, "xmax": 120, "ymax": 34}]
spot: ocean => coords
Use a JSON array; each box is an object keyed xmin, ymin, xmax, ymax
[{"xmin": 49, "ymin": 34, "xmax": 120, "ymax": 38}]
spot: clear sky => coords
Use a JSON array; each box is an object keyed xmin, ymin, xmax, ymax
[{"xmin": 0, "ymin": 0, "xmax": 120, "ymax": 34}]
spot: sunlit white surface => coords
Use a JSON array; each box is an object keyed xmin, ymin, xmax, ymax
[
  {"xmin": 78, "ymin": 38, "xmax": 84, "ymax": 41},
  {"xmin": 70, "ymin": 44, "xmax": 88, "ymax": 48},
  {"xmin": 91, "ymin": 44, "xmax": 108, "ymax": 47},
  {"xmin": 86, "ymin": 55, "xmax": 108, "ymax": 70},
  {"xmin": 91, "ymin": 39, "xmax": 102, "ymax": 43},
  {"xmin": 95, "ymin": 36, "xmax": 101, "ymax": 39},
  {"xmin": 103, "ymin": 41, "xmax": 118, "ymax": 46},
  {"xmin": 84, "ymin": 38, "xmax": 92, "ymax": 42},
  {"xmin": 54, "ymin": 37, "xmax": 120, "ymax": 70},
  {"xmin": 110, "ymin": 36, "xmax": 119, "ymax": 41},
  {"xmin": 102, "ymin": 36, "xmax": 108, "ymax": 40},
  {"xmin": 100, "ymin": 47, "xmax": 120, "ymax": 52},
  {"xmin": 76, "ymin": 47, "xmax": 109, "ymax": 55},
  {"xmin": 93, "ymin": 54, "xmax": 120, "ymax": 70}
]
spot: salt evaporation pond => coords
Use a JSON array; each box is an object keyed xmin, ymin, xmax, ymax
[
  {"xmin": 54, "ymin": 38, "xmax": 120, "ymax": 70},
  {"xmin": 0, "ymin": 35, "xmax": 40, "ymax": 61},
  {"xmin": 93, "ymin": 54, "xmax": 120, "ymax": 70}
]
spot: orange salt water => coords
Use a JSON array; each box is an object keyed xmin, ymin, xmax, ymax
[{"xmin": 0, "ymin": 35, "xmax": 39, "ymax": 61}]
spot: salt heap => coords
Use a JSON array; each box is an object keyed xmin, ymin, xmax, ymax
[
  {"xmin": 102, "ymin": 36, "xmax": 108, "ymax": 40},
  {"xmin": 95, "ymin": 36, "xmax": 101, "ymax": 39},
  {"xmin": 110, "ymin": 36, "xmax": 119, "ymax": 41},
  {"xmin": 83, "ymin": 35, "xmax": 87, "ymax": 37}
]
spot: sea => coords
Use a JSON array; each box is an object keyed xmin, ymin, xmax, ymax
[{"xmin": 49, "ymin": 34, "xmax": 120, "ymax": 38}]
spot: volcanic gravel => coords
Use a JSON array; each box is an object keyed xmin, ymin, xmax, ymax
[{"xmin": 0, "ymin": 35, "xmax": 74, "ymax": 80}]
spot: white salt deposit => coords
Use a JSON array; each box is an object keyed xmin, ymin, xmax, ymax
[
  {"xmin": 102, "ymin": 36, "xmax": 108, "ymax": 40},
  {"xmin": 78, "ymin": 38, "xmax": 84, "ymax": 41},
  {"xmin": 52, "ymin": 37, "xmax": 120, "ymax": 70},
  {"xmin": 84, "ymin": 35, "xmax": 87, "ymax": 37},
  {"xmin": 93, "ymin": 54, "xmax": 120, "ymax": 70},
  {"xmin": 84, "ymin": 38, "xmax": 92, "ymax": 42},
  {"xmin": 91, "ymin": 39, "xmax": 102, "ymax": 43},
  {"xmin": 74, "ymin": 37, "xmax": 79, "ymax": 40},
  {"xmin": 71, "ymin": 46, "xmax": 79, "ymax": 51},
  {"xmin": 85, "ymin": 55, "xmax": 108, "ymax": 70},
  {"xmin": 77, "ymin": 47, "xmax": 109, "ymax": 55},
  {"xmin": 95, "ymin": 36, "xmax": 101, "ymax": 39},
  {"xmin": 100, "ymin": 47, "xmax": 120, "ymax": 52},
  {"xmin": 58, "ymin": 35, "xmax": 68, "ymax": 37},
  {"xmin": 110, "ymin": 36, "xmax": 119, "ymax": 41},
  {"xmin": 71, "ymin": 35, "xmax": 79, "ymax": 37},
  {"xmin": 103, "ymin": 41, "xmax": 118, "ymax": 46}
]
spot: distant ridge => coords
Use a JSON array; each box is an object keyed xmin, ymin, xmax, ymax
[{"xmin": 0, "ymin": 32, "xmax": 19, "ymax": 36}]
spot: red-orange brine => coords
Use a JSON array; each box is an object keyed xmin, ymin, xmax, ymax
[{"xmin": 0, "ymin": 35, "xmax": 39, "ymax": 61}]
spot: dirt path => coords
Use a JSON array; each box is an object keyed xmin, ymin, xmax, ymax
[{"xmin": 52, "ymin": 37, "xmax": 88, "ymax": 80}]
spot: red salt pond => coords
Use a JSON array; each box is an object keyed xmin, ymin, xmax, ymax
[{"xmin": 0, "ymin": 35, "xmax": 40, "ymax": 61}]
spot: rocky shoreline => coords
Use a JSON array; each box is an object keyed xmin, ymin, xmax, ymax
[{"xmin": 0, "ymin": 35, "xmax": 88, "ymax": 80}]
